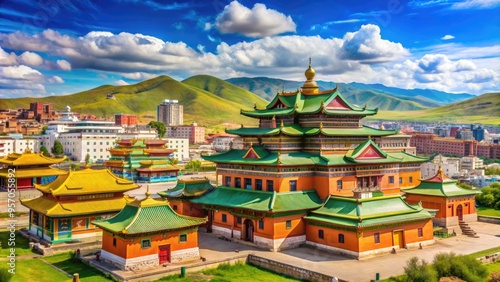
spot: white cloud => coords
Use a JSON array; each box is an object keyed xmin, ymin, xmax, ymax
[
  {"xmin": 0, "ymin": 47, "xmax": 17, "ymax": 66},
  {"xmin": 441, "ymin": 35, "xmax": 455, "ymax": 40},
  {"xmin": 338, "ymin": 24, "xmax": 409, "ymax": 63},
  {"xmin": 120, "ymin": 72, "xmax": 157, "ymax": 80},
  {"xmin": 56, "ymin": 59, "xmax": 71, "ymax": 70},
  {"xmin": 215, "ymin": 1, "xmax": 296, "ymax": 38},
  {"xmin": 19, "ymin": 51, "xmax": 44, "ymax": 66},
  {"xmin": 48, "ymin": 75, "xmax": 64, "ymax": 83},
  {"xmin": 0, "ymin": 65, "xmax": 43, "ymax": 80},
  {"xmin": 114, "ymin": 79, "xmax": 129, "ymax": 86},
  {"xmin": 451, "ymin": 0, "xmax": 500, "ymax": 9}
]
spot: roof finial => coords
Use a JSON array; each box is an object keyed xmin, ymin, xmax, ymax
[
  {"xmin": 320, "ymin": 122, "xmax": 323, "ymax": 130},
  {"xmin": 145, "ymin": 185, "xmax": 151, "ymax": 198},
  {"xmin": 282, "ymin": 84, "xmax": 285, "ymax": 93},
  {"xmin": 280, "ymin": 120, "xmax": 284, "ymax": 128},
  {"xmin": 309, "ymin": 57, "xmax": 312, "ymax": 67}
]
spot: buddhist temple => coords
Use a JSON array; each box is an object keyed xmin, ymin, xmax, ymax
[
  {"xmin": 158, "ymin": 178, "xmax": 214, "ymax": 217},
  {"xmin": 304, "ymin": 195, "xmax": 434, "ymax": 259},
  {"xmin": 403, "ymin": 167, "xmax": 480, "ymax": 232},
  {"xmin": 21, "ymin": 168, "xmax": 139, "ymax": 243},
  {"xmin": 0, "ymin": 149, "xmax": 67, "ymax": 190},
  {"xmin": 93, "ymin": 191, "xmax": 206, "ymax": 271},
  {"xmin": 105, "ymin": 139, "xmax": 179, "ymax": 183},
  {"xmin": 194, "ymin": 60, "xmax": 432, "ymax": 255}
]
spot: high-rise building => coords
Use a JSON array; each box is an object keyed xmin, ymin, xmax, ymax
[{"xmin": 157, "ymin": 99, "xmax": 183, "ymax": 126}]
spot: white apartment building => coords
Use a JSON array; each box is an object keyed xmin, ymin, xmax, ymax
[
  {"xmin": 0, "ymin": 135, "xmax": 38, "ymax": 157},
  {"xmin": 165, "ymin": 138, "xmax": 189, "ymax": 162},
  {"xmin": 460, "ymin": 156, "xmax": 484, "ymax": 170}
]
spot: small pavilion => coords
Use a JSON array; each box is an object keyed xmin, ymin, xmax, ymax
[
  {"xmin": 93, "ymin": 191, "xmax": 206, "ymax": 271},
  {"xmin": 158, "ymin": 178, "xmax": 214, "ymax": 217},
  {"xmin": 403, "ymin": 167, "xmax": 480, "ymax": 232}
]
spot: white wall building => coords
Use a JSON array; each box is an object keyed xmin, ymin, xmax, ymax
[
  {"xmin": 0, "ymin": 135, "xmax": 38, "ymax": 157},
  {"xmin": 165, "ymin": 138, "xmax": 189, "ymax": 162}
]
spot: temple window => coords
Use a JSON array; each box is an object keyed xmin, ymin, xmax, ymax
[
  {"xmin": 255, "ymin": 179, "xmax": 262, "ymax": 191},
  {"xmin": 374, "ymin": 233, "xmax": 380, "ymax": 244},
  {"xmin": 338, "ymin": 234, "xmax": 345, "ymax": 244},
  {"xmin": 141, "ymin": 239, "xmax": 151, "ymax": 249},
  {"xmin": 258, "ymin": 219, "xmax": 264, "ymax": 229},
  {"xmin": 267, "ymin": 180, "xmax": 274, "ymax": 192},
  {"xmin": 389, "ymin": 176, "xmax": 394, "ymax": 184},
  {"xmin": 399, "ymin": 177, "xmax": 403, "ymax": 184},
  {"xmin": 112, "ymin": 238, "xmax": 116, "ymax": 247},
  {"xmin": 318, "ymin": 229, "xmax": 324, "ymax": 239},
  {"xmin": 235, "ymin": 178, "xmax": 241, "ymax": 188},
  {"xmin": 418, "ymin": 228, "xmax": 423, "ymax": 237},
  {"xmin": 237, "ymin": 217, "xmax": 242, "ymax": 224},
  {"xmin": 244, "ymin": 178, "xmax": 252, "ymax": 189},
  {"xmin": 337, "ymin": 180, "xmax": 343, "ymax": 190},
  {"xmin": 409, "ymin": 177, "xmax": 413, "ymax": 183},
  {"xmin": 179, "ymin": 234, "xmax": 187, "ymax": 242},
  {"xmin": 225, "ymin": 176, "xmax": 231, "ymax": 187},
  {"xmin": 173, "ymin": 205, "xmax": 178, "ymax": 211},
  {"xmin": 286, "ymin": 220, "xmax": 292, "ymax": 229},
  {"xmin": 289, "ymin": 180, "xmax": 297, "ymax": 191},
  {"xmin": 222, "ymin": 214, "xmax": 227, "ymax": 223}
]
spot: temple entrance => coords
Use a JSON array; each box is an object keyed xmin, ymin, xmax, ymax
[
  {"xmin": 158, "ymin": 245, "xmax": 171, "ymax": 264},
  {"xmin": 393, "ymin": 230, "xmax": 404, "ymax": 248},
  {"xmin": 457, "ymin": 204, "xmax": 463, "ymax": 221},
  {"xmin": 244, "ymin": 219, "xmax": 254, "ymax": 242}
]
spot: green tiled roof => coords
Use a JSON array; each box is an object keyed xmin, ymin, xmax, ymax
[
  {"xmin": 403, "ymin": 180, "xmax": 481, "ymax": 197},
  {"xmin": 92, "ymin": 197, "xmax": 206, "ymax": 234},
  {"xmin": 305, "ymin": 195, "xmax": 432, "ymax": 228},
  {"xmin": 191, "ymin": 187, "xmax": 323, "ymax": 213},
  {"xmin": 243, "ymin": 90, "xmax": 377, "ymax": 118},
  {"xmin": 158, "ymin": 179, "xmax": 214, "ymax": 198},
  {"xmin": 226, "ymin": 124, "xmax": 397, "ymax": 137},
  {"xmin": 347, "ymin": 139, "xmax": 387, "ymax": 159}
]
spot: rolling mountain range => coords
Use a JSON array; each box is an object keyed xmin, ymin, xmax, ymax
[{"xmin": 0, "ymin": 75, "xmax": 497, "ymax": 126}]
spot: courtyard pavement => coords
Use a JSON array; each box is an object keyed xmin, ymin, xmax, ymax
[{"xmin": 86, "ymin": 221, "xmax": 500, "ymax": 282}]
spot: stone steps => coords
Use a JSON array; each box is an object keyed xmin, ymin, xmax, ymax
[{"xmin": 459, "ymin": 220, "xmax": 479, "ymax": 238}]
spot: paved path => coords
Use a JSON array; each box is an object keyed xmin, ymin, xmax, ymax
[{"xmin": 199, "ymin": 221, "xmax": 500, "ymax": 282}]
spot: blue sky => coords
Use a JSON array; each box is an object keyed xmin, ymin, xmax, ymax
[{"xmin": 0, "ymin": 0, "xmax": 499, "ymax": 98}]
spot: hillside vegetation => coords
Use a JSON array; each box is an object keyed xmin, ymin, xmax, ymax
[{"xmin": 0, "ymin": 76, "xmax": 267, "ymax": 126}]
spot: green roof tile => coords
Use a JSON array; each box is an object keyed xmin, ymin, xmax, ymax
[
  {"xmin": 92, "ymin": 197, "xmax": 206, "ymax": 234},
  {"xmin": 158, "ymin": 179, "xmax": 214, "ymax": 198},
  {"xmin": 191, "ymin": 187, "xmax": 323, "ymax": 213}
]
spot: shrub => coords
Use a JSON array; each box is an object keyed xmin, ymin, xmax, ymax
[
  {"xmin": 433, "ymin": 252, "xmax": 489, "ymax": 282},
  {"xmin": 0, "ymin": 268, "xmax": 13, "ymax": 282},
  {"xmin": 404, "ymin": 256, "xmax": 438, "ymax": 282},
  {"xmin": 490, "ymin": 271, "xmax": 500, "ymax": 282}
]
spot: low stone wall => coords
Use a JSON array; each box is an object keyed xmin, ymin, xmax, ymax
[
  {"xmin": 478, "ymin": 215, "xmax": 500, "ymax": 224},
  {"xmin": 247, "ymin": 254, "xmax": 346, "ymax": 282}
]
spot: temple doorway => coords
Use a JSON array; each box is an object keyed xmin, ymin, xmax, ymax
[
  {"xmin": 457, "ymin": 204, "xmax": 463, "ymax": 221},
  {"xmin": 159, "ymin": 244, "xmax": 171, "ymax": 264},
  {"xmin": 244, "ymin": 219, "xmax": 254, "ymax": 242}
]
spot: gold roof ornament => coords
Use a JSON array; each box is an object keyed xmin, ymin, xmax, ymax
[
  {"xmin": 301, "ymin": 57, "xmax": 319, "ymax": 94},
  {"xmin": 320, "ymin": 122, "xmax": 323, "ymax": 130},
  {"xmin": 277, "ymin": 151, "xmax": 281, "ymax": 165},
  {"xmin": 280, "ymin": 120, "xmax": 284, "ymax": 128}
]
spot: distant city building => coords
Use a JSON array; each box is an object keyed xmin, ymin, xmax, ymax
[
  {"xmin": 0, "ymin": 135, "xmax": 38, "ymax": 157},
  {"xmin": 477, "ymin": 143, "xmax": 500, "ymax": 158},
  {"xmin": 20, "ymin": 102, "xmax": 56, "ymax": 123},
  {"xmin": 457, "ymin": 129, "xmax": 474, "ymax": 140},
  {"xmin": 157, "ymin": 99, "xmax": 183, "ymax": 126},
  {"xmin": 410, "ymin": 133, "xmax": 477, "ymax": 156},
  {"xmin": 165, "ymin": 138, "xmax": 189, "ymax": 161},
  {"xmin": 421, "ymin": 162, "xmax": 459, "ymax": 179},
  {"xmin": 460, "ymin": 156, "xmax": 484, "ymax": 171},
  {"xmin": 208, "ymin": 133, "xmax": 243, "ymax": 152},
  {"xmin": 165, "ymin": 122, "xmax": 205, "ymax": 144},
  {"xmin": 471, "ymin": 124, "xmax": 485, "ymax": 142},
  {"xmin": 115, "ymin": 114, "xmax": 137, "ymax": 127}
]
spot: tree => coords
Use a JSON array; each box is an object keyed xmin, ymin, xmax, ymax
[
  {"xmin": 148, "ymin": 121, "xmax": 166, "ymax": 138},
  {"xmin": 40, "ymin": 145, "xmax": 50, "ymax": 157},
  {"xmin": 404, "ymin": 257, "xmax": 437, "ymax": 282},
  {"xmin": 70, "ymin": 164, "xmax": 80, "ymax": 171},
  {"xmin": 457, "ymin": 182, "xmax": 472, "ymax": 190},
  {"xmin": 85, "ymin": 153, "xmax": 90, "ymax": 165},
  {"xmin": 168, "ymin": 158, "xmax": 179, "ymax": 165},
  {"xmin": 51, "ymin": 140, "xmax": 64, "ymax": 157},
  {"xmin": 41, "ymin": 125, "xmax": 48, "ymax": 135},
  {"xmin": 185, "ymin": 160, "xmax": 202, "ymax": 172}
]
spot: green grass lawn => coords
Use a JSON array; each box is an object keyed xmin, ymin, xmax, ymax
[
  {"xmin": 469, "ymin": 246, "xmax": 500, "ymax": 259},
  {"xmin": 477, "ymin": 206, "xmax": 500, "ymax": 217},
  {"xmin": 157, "ymin": 262, "xmax": 303, "ymax": 282},
  {"xmin": 0, "ymin": 258, "xmax": 69, "ymax": 282},
  {"xmin": 42, "ymin": 252, "xmax": 112, "ymax": 282},
  {"xmin": 0, "ymin": 231, "xmax": 36, "ymax": 256}
]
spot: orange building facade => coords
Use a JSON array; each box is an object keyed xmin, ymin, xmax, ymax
[
  {"xmin": 93, "ymin": 193, "xmax": 206, "ymax": 271},
  {"xmin": 404, "ymin": 168, "xmax": 480, "ymax": 232},
  {"xmin": 192, "ymin": 62, "xmax": 433, "ymax": 257}
]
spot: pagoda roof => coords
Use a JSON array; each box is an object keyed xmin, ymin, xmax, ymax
[
  {"xmin": 0, "ymin": 150, "xmax": 66, "ymax": 166},
  {"xmin": 34, "ymin": 168, "xmax": 139, "ymax": 196},
  {"xmin": 92, "ymin": 195, "xmax": 206, "ymax": 235},
  {"xmin": 158, "ymin": 178, "xmax": 214, "ymax": 198},
  {"xmin": 0, "ymin": 167, "xmax": 68, "ymax": 178},
  {"xmin": 305, "ymin": 195, "xmax": 432, "ymax": 228},
  {"xmin": 226, "ymin": 124, "xmax": 397, "ymax": 137},
  {"xmin": 191, "ymin": 187, "xmax": 323, "ymax": 213},
  {"xmin": 403, "ymin": 168, "xmax": 481, "ymax": 197},
  {"xmin": 136, "ymin": 166, "xmax": 179, "ymax": 172},
  {"xmin": 242, "ymin": 90, "xmax": 377, "ymax": 118},
  {"xmin": 202, "ymin": 144, "xmax": 426, "ymax": 166},
  {"xmin": 21, "ymin": 196, "xmax": 130, "ymax": 217}
]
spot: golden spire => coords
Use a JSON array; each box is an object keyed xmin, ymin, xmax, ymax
[
  {"xmin": 280, "ymin": 120, "xmax": 284, "ymax": 128},
  {"xmin": 302, "ymin": 57, "xmax": 319, "ymax": 94},
  {"xmin": 320, "ymin": 122, "xmax": 323, "ymax": 130},
  {"xmin": 145, "ymin": 185, "xmax": 151, "ymax": 198}
]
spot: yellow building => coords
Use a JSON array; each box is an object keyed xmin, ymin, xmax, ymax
[
  {"xmin": 21, "ymin": 168, "xmax": 139, "ymax": 243},
  {"xmin": 0, "ymin": 149, "xmax": 67, "ymax": 189}
]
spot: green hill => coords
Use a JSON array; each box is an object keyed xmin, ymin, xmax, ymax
[
  {"xmin": 0, "ymin": 76, "xmax": 266, "ymax": 127},
  {"xmin": 373, "ymin": 92, "xmax": 500, "ymax": 125}
]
